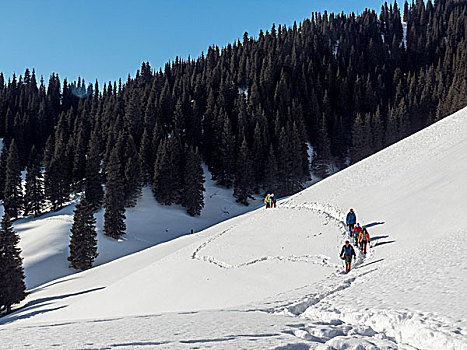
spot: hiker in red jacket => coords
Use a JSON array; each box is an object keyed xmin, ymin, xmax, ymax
[{"xmin": 352, "ymin": 223, "xmax": 362, "ymax": 246}]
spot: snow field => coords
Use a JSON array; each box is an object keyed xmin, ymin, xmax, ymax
[{"xmin": 4, "ymin": 168, "xmax": 263, "ymax": 290}]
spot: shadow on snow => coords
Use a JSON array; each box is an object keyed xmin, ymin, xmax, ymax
[
  {"xmin": 0, "ymin": 287, "xmax": 105, "ymax": 325},
  {"xmin": 363, "ymin": 222, "xmax": 385, "ymax": 229}
]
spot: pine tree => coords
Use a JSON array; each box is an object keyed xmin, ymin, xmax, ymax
[
  {"xmin": 84, "ymin": 132, "xmax": 104, "ymax": 211},
  {"xmin": 45, "ymin": 133, "xmax": 72, "ymax": 211},
  {"xmin": 218, "ymin": 116, "xmax": 235, "ymax": 188},
  {"xmin": 251, "ymin": 120, "xmax": 267, "ymax": 193},
  {"xmin": 24, "ymin": 145, "xmax": 44, "ymax": 217},
  {"xmin": 123, "ymin": 135, "xmax": 142, "ymax": 207},
  {"xmin": 3, "ymin": 140, "xmax": 23, "ymax": 218},
  {"xmin": 71, "ymin": 122, "xmax": 87, "ymax": 190},
  {"xmin": 124, "ymin": 90, "xmax": 143, "ymax": 145},
  {"xmin": 0, "ymin": 213, "xmax": 26, "ymax": 314},
  {"xmin": 263, "ymin": 143, "xmax": 278, "ymax": 195},
  {"xmin": 152, "ymin": 134, "xmax": 183, "ymax": 205},
  {"xmin": 138, "ymin": 128, "xmax": 152, "ymax": 185},
  {"xmin": 0, "ymin": 143, "xmax": 8, "ymax": 201},
  {"xmin": 371, "ymin": 106, "xmax": 385, "ymax": 151},
  {"xmin": 183, "ymin": 147, "xmax": 205, "ymax": 216},
  {"xmin": 234, "ymin": 138, "xmax": 253, "ymax": 205},
  {"xmin": 68, "ymin": 198, "xmax": 98, "ymax": 270},
  {"xmin": 103, "ymin": 146, "xmax": 126, "ymax": 239},
  {"xmin": 312, "ymin": 114, "xmax": 332, "ymax": 179},
  {"xmin": 351, "ymin": 113, "xmax": 371, "ymax": 163}
]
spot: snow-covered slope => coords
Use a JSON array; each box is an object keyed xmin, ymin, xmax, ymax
[
  {"xmin": 2, "ymin": 167, "xmax": 263, "ymax": 290},
  {"xmin": 1, "ymin": 106, "xmax": 467, "ymax": 350}
]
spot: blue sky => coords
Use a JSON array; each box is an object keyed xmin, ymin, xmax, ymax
[{"xmin": 0, "ymin": 0, "xmax": 387, "ymax": 85}]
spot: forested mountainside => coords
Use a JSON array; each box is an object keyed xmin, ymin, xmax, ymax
[{"xmin": 0, "ymin": 0, "xmax": 465, "ymax": 225}]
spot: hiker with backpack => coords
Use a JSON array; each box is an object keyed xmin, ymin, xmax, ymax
[
  {"xmin": 346, "ymin": 209, "xmax": 356, "ymax": 235},
  {"xmin": 359, "ymin": 227, "xmax": 370, "ymax": 254},
  {"xmin": 270, "ymin": 193, "xmax": 277, "ymax": 208},
  {"xmin": 352, "ymin": 223, "xmax": 362, "ymax": 245},
  {"xmin": 264, "ymin": 194, "xmax": 271, "ymax": 209},
  {"xmin": 340, "ymin": 240, "xmax": 356, "ymax": 273}
]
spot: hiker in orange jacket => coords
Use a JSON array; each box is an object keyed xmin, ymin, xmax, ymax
[{"xmin": 358, "ymin": 227, "xmax": 370, "ymax": 253}]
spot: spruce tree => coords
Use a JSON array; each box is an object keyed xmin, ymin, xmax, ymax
[
  {"xmin": 234, "ymin": 138, "xmax": 253, "ymax": 205},
  {"xmin": 71, "ymin": 123, "xmax": 87, "ymax": 190},
  {"xmin": 103, "ymin": 146, "xmax": 126, "ymax": 239},
  {"xmin": 123, "ymin": 135, "xmax": 142, "ymax": 207},
  {"xmin": 276, "ymin": 126, "xmax": 293, "ymax": 195},
  {"xmin": 0, "ymin": 213, "xmax": 26, "ymax": 314},
  {"xmin": 84, "ymin": 132, "xmax": 104, "ymax": 211},
  {"xmin": 152, "ymin": 134, "xmax": 183, "ymax": 205},
  {"xmin": 3, "ymin": 140, "xmax": 23, "ymax": 218},
  {"xmin": 183, "ymin": 147, "xmax": 205, "ymax": 216},
  {"xmin": 45, "ymin": 133, "xmax": 72, "ymax": 211},
  {"xmin": 138, "ymin": 128, "xmax": 152, "ymax": 185},
  {"xmin": 0, "ymin": 143, "xmax": 8, "ymax": 201},
  {"xmin": 218, "ymin": 114, "xmax": 235, "ymax": 188},
  {"xmin": 24, "ymin": 145, "xmax": 44, "ymax": 217},
  {"xmin": 251, "ymin": 121, "xmax": 267, "ymax": 193},
  {"xmin": 372, "ymin": 106, "xmax": 385, "ymax": 151},
  {"xmin": 68, "ymin": 198, "xmax": 98, "ymax": 270},
  {"xmin": 312, "ymin": 114, "xmax": 332, "ymax": 179},
  {"xmin": 263, "ymin": 143, "xmax": 278, "ymax": 195},
  {"xmin": 351, "ymin": 113, "xmax": 368, "ymax": 164},
  {"xmin": 124, "ymin": 90, "xmax": 143, "ymax": 145}
]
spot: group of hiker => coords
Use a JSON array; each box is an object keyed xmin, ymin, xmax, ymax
[
  {"xmin": 340, "ymin": 208, "xmax": 371, "ymax": 273},
  {"xmin": 264, "ymin": 193, "xmax": 277, "ymax": 208},
  {"xmin": 261, "ymin": 196, "xmax": 369, "ymax": 274}
]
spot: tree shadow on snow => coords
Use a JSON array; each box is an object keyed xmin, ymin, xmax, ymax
[
  {"xmin": 363, "ymin": 222, "xmax": 385, "ymax": 228},
  {"xmin": 28, "ymin": 276, "xmax": 80, "ymax": 294},
  {"xmin": 0, "ymin": 287, "xmax": 105, "ymax": 325}
]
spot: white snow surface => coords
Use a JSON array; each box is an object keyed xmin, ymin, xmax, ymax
[
  {"xmin": 1, "ymin": 107, "xmax": 467, "ymax": 349},
  {"xmin": 1, "ymin": 167, "xmax": 263, "ymax": 290}
]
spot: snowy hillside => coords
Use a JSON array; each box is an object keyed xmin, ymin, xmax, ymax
[
  {"xmin": 0, "ymin": 166, "xmax": 263, "ymax": 290},
  {"xmin": 1, "ymin": 106, "xmax": 467, "ymax": 349}
]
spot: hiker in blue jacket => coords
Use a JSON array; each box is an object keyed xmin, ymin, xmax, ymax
[
  {"xmin": 346, "ymin": 208, "xmax": 357, "ymax": 235},
  {"xmin": 340, "ymin": 240, "xmax": 356, "ymax": 273}
]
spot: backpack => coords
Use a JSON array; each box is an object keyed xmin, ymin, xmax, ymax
[{"xmin": 344, "ymin": 246, "xmax": 352, "ymax": 256}]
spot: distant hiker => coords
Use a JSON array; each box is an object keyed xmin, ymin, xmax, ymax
[
  {"xmin": 359, "ymin": 228, "xmax": 370, "ymax": 254},
  {"xmin": 352, "ymin": 223, "xmax": 362, "ymax": 245},
  {"xmin": 270, "ymin": 193, "xmax": 277, "ymax": 208},
  {"xmin": 340, "ymin": 240, "xmax": 356, "ymax": 273},
  {"xmin": 264, "ymin": 194, "xmax": 271, "ymax": 209},
  {"xmin": 346, "ymin": 209, "xmax": 356, "ymax": 234}
]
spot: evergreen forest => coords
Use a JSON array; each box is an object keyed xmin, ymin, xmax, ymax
[{"xmin": 0, "ymin": 0, "xmax": 466, "ymax": 226}]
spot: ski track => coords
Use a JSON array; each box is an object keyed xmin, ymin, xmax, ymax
[{"xmin": 191, "ymin": 201, "xmax": 352, "ymax": 270}]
